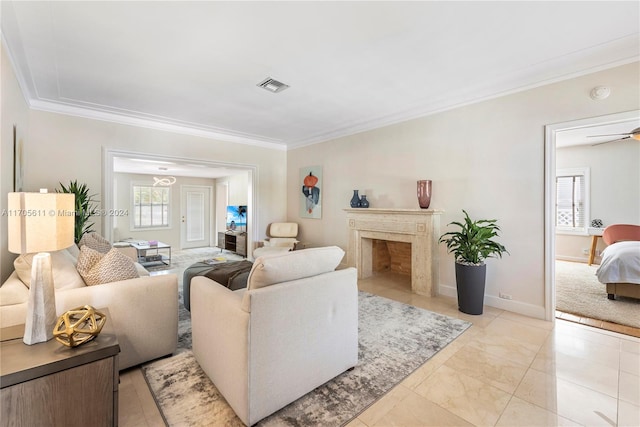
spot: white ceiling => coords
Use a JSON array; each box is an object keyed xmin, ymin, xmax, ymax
[
  {"xmin": 556, "ymin": 118, "xmax": 640, "ymax": 148},
  {"xmin": 112, "ymin": 156, "xmax": 248, "ymax": 179},
  {"xmin": 2, "ymin": 1, "xmax": 639, "ymax": 151}
]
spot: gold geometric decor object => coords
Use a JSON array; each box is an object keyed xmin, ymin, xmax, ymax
[{"xmin": 53, "ymin": 305, "xmax": 107, "ymax": 347}]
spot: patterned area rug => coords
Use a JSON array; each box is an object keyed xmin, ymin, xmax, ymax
[
  {"xmin": 142, "ymin": 291, "xmax": 471, "ymax": 427},
  {"xmin": 555, "ymin": 260, "xmax": 640, "ymax": 328},
  {"xmin": 144, "ymin": 247, "xmax": 244, "ymax": 273}
]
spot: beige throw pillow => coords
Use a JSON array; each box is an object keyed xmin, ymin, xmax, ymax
[
  {"xmin": 77, "ymin": 246, "xmax": 139, "ymax": 286},
  {"xmin": 247, "ymin": 246, "xmax": 345, "ymax": 290},
  {"xmin": 14, "ymin": 249, "xmax": 85, "ymax": 290},
  {"xmin": 79, "ymin": 232, "xmax": 112, "ymax": 254}
]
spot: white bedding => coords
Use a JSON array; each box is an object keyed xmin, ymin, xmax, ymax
[{"xmin": 596, "ymin": 241, "xmax": 640, "ymax": 285}]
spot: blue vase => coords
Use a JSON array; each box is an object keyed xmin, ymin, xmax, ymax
[
  {"xmin": 350, "ymin": 190, "xmax": 361, "ymax": 208},
  {"xmin": 360, "ymin": 195, "xmax": 369, "ymax": 208}
]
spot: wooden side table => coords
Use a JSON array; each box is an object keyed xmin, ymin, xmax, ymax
[
  {"xmin": 588, "ymin": 227, "xmax": 604, "ymax": 266},
  {"xmin": 0, "ymin": 308, "xmax": 120, "ymax": 427}
]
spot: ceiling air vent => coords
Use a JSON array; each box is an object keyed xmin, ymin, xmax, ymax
[{"xmin": 257, "ymin": 77, "xmax": 289, "ymax": 93}]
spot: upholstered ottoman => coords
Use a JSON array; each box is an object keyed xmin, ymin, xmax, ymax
[{"xmin": 182, "ymin": 260, "xmax": 252, "ymax": 311}]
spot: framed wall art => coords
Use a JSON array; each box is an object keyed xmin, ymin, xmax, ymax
[{"xmin": 300, "ymin": 166, "xmax": 322, "ymax": 219}]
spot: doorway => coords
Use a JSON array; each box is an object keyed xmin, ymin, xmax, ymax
[
  {"xmin": 544, "ymin": 110, "xmax": 640, "ymax": 332},
  {"xmin": 102, "ymin": 149, "xmax": 257, "ymax": 251}
]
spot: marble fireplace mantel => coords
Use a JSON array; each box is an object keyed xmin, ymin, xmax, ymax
[{"xmin": 344, "ymin": 208, "xmax": 443, "ymax": 296}]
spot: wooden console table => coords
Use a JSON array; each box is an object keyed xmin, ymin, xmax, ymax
[
  {"xmin": 0, "ymin": 309, "xmax": 120, "ymax": 427},
  {"xmin": 217, "ymin": 232, "xmax": 247, "ymax": 257}
]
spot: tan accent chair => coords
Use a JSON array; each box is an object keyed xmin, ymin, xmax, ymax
[
  {"xmin": 191, "ymin": 246, "xmax": 358, "ymax": 426},
  {"xmin": 253, "ymin": 222, "xmax": 299, "ymax": 258}
]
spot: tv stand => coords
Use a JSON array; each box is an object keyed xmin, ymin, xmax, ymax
[{"xmin": 217, "ymin": 231, "xmax": 247, "ymax": 257}]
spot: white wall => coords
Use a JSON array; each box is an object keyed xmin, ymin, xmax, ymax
[
  {"xmin": 216, "ymin": 172, "xmax": 251, "ymax": 244},
  {"xmin": 556, "ymin": 140, "xmax": 640, "ymax": 261},
  {"xmin": 286, "ymin": 62, "xmax": 640, "ymax": 318},
  {"xmin": 3, "ymin": 45, "xmax": 639, "ymax": 319},
  {"xmin": 222, "ymin": 173, "xmax": 249, "ymax": 206},
  {"xmin": 1, "ymin": 110, "xmax": 287, "ymax": 279},
  {"xmin": 1, "ymin": 43, "xmax": 30, "ymax": 282},
  {"xmin": 113, "ymin": 172, "xmax": 218, "ymax": 248}
]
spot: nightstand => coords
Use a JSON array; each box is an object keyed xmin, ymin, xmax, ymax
[
  {"xmin": 588, "ymin": 227, "xmax": 604, "ymax": 266},
  {"xmin": 0, "ymin": 308, "xmax": 120, "ymax": 427}
]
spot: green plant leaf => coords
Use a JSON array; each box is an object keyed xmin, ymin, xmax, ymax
[
  {"xmin": 438, "ymin": 209, "xmax": 509, "ymax": 265},
  {"xmin": 57, "ymin": 180, "xmax": 99, "ymax": 243}
]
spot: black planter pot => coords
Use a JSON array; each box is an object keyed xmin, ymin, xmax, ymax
[{"xmin": 455, "ymin": 262, "xmax": 487, "ymax": 315}]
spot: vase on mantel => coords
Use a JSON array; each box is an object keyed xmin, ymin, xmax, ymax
[
  {"xmin": 417, "ymin": 180, "xmax": 432, "ymax": 209},
  {"xmin": 350, "ymin": 190, "xmax": 361, "ymax": 208},
  {"xmin": 359, "ymin": 195, "xmax": 370, "ymax": 208}
]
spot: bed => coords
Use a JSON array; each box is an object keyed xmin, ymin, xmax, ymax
[{"xmin": 595, "ymin": 224, "xmax": 640, "ymax": 300}]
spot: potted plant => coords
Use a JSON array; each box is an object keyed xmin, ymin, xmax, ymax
[
  {"xmin": 57, "ymin": 180, "xmax": 99, "ymax": 243},
  {"xmin": 438, "ymin": 210, "xmax": 508, "ymax": 315}
]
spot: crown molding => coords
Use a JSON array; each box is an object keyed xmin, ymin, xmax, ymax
[
  {"xmin": 288, "ymin": 54, "xmax": 640, "ymax": 150},
  {"xmin": 28, "ymin": 99, "xmax": 288, "ymax": 151},
  {"xmin": 6, "ymin": 18, "xmax": 638, "ymax": 153},
  {"xmin": 22, "ymin": 53, "xmax": 640, "ymax": 153}
]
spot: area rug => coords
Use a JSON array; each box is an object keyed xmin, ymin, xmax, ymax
[
  {"xmin": 555, "ymin": 260, "xmax": 640, "ymax": 328},
  {"xmin": 145, "ymin": 247, "xmax": 244, "ymax": 273},
  {"xmin": 142, "ymin": 291, "xmax": 471, "ymax": 427}
]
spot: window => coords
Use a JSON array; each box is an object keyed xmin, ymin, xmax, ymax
[
  {"xmin": 132, "ymin": 185, "xmax": 170, "ymax": 229},
  {"xmin": 556, "ymin": 167, "xmax": 590, "ymax": 234}
]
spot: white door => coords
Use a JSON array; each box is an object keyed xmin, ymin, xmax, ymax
[{"xmin": 181, "ymin": 185, "xmax": 212, "ymax": 249}]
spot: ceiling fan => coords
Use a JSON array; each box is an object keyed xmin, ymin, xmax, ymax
[{"xmin": 589, "ymin": 127, "xmax": 640, "ymax": 146}]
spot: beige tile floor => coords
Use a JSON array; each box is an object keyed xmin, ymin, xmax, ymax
[{"xmin": 120, "ymin": 272, "xmax": 640, "ymax": 427}]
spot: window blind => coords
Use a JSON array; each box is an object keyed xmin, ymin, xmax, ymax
[{"xmin": 556, "ymin": 175, "xmax": 585, "ymax": 228}]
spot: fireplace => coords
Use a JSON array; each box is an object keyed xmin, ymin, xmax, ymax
[
  {"xmin": 345, "ymin": 208, "xmax": 442, "ymax": 296},
  {"xmin": 372, "ymin": 240, "xmax": 412, "ymax": 276}
]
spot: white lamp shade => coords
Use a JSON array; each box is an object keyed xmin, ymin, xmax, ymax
[{"xmin": 8, "ymin": 192, "xmax": 75, "ymax": 254}]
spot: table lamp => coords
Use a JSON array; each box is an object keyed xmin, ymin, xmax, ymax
[{"xmin": 8, "ymin": 190, "xmax": 75, "ymax": 345}]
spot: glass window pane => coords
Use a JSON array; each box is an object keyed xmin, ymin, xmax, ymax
[
  {"xmin": 132, "ymin": 185, "xmax": 170, "ymax": 228},
  {"xmin": 140, "ymin": 206, "xmax": 151, "ymax": 227},
  {"xmin": 133, "ymin": 205, "xmax": 141, "ymax": 227}
]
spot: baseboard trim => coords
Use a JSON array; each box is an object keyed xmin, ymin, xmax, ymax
[
  {"xmin": 438, "ymin": 284, "xmax": 546, "ymax": 320},
  {"xmin": 556, "ymin": 255, "xmax": 591, "ymax": 263}
]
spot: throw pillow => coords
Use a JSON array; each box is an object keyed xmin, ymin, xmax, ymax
[
  {"xmin": 14, "ymin": 249, "xmax": 86, "ymax": 290},
  {"xmin": 77, "ymin": 246, "xmax": 139, "ymax": 286},
  {"xmin": 66, "ymin": 243, "xmax": 81, "ymax": 261},
  {"xmin": 79, "ymin": 232, "xmax": 112, "ymax": 254},
  {"xmin": 247, "ymin": 246, "xmax": 345, "ymax": 290}
]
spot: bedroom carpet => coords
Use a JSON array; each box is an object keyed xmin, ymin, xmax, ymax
[
  {"xmin": 142, "ymin": 291, "xmax": 471, "ymax": 427},
  {"xmin": 555, "ymin": 260, "xmax": 640, "ymax": 329}
]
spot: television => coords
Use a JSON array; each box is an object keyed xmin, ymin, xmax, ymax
[{"xmin": 226, "ymin": 205, "xmax": 247, "ymax": 232}]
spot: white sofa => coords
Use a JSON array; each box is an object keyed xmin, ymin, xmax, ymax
[
  {"xmin": 191, "ymin": 246, "xmax": 358, "ymax": 426},
  {"xmin": 0, "ymin": 246, "xmax": 178, "ymax": 370}
]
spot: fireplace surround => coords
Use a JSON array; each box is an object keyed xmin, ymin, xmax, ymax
[{"xmin": 345, "ymin": 208, "xmax": 442, "ymax": 296}]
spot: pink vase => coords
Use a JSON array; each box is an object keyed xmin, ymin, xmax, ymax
[{"xmin": 417, "ymin": 180, "xmax": 432, "ymax": 209}]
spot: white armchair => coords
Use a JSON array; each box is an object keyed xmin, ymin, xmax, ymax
[
  {"xmin": 253, "ymin": 222, "xmax": 299, "ymax": 258},
  {"xmin": 191, "ymin": 246, "xmax": 358, "ymax": 426}
]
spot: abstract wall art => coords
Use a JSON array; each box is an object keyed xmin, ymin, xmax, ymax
[{"xmin": 300, "ymin": 166, "xmax": 322, "ymax": 219}]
